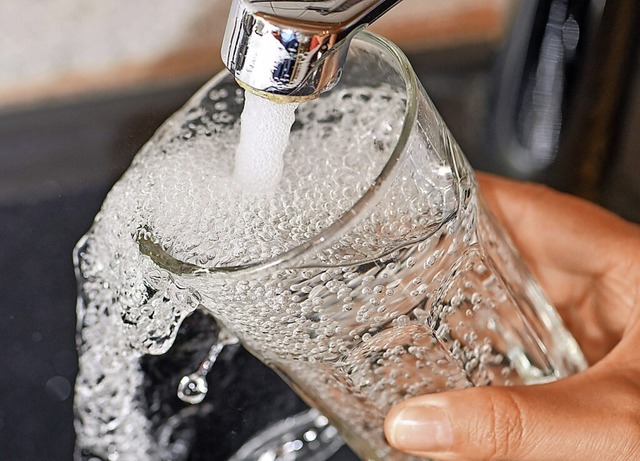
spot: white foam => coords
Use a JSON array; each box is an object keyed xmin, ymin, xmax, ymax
[
  {"xmin": 233, "ymin": 91, "xmax": 298, "ymax": 192},
  {"xmin": 133, "ymin": 85, "xmax": 405, "ymax": 268}
]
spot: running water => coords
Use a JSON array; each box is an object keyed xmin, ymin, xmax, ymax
[{"xmin": 233, "ymin": 91, "xmax": 298, "ymax": 192}]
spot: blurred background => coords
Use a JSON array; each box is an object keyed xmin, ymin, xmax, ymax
[{"xmin": 1, "ymin": 0, "xmax": 639, "ymax": 460}]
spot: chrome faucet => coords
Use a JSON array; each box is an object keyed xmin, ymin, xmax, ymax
[{"xmin": 221, "ymin": 0, "xmax": 404, "ymax": 101}]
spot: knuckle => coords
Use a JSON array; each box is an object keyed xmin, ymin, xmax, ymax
[{"xmin": 481, "ymin": 391, "xmax": 527, "ymax": 461}]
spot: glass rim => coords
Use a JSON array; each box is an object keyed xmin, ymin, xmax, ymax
[{"xmin": 147, "ymin": 31, "xmax": 419, "ymax": 278}]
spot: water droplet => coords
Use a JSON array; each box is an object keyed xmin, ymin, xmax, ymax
[
  {"xmin": 177, "ymin": 373, "xmax": 208, "ymax": 404},
  {"xmin": 176, "ymin": 329, "xmax": 239, "ymax": 404}
]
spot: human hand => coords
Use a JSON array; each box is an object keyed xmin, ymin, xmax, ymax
[{"xmin": 384, "ymin": 173, "xmax": 640, "ymax": 460}]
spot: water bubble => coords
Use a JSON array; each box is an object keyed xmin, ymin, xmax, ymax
[
  {"xmin": 303, "ymin": 430, "xmax": 318, "ymax": 442},
  {"xmin": 214, "ymin": 101, "xmax": 229, "ymax": 111},
  {"xmin": 362, "ymin": 275, "xmax": 376, "ymax": 284},
  {"xmin": 394, "ymin": 315, "xmax": 410, "ymax": 327},
  {"xmin": 177, "ymin": 374, "xmax": 208, "ymax": 405}
]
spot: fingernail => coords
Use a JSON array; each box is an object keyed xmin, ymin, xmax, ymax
[{"xmin": 387, "ymin": 405, "xmax": 453, "ymax": 453}]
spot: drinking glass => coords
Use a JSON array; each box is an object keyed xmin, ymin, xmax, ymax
[{"xmin": 75, "ymin": 32, "xmax": 586, "ymax": 461}]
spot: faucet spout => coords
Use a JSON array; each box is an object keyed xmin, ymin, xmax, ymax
[{"xmin": 221, "ymin": 0, "xmax": 403, "ymax": 101}]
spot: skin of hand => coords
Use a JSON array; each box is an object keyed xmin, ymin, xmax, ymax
[{"xmin": 384, "ymin": 173, "xmax": 640, "ymax": 461}]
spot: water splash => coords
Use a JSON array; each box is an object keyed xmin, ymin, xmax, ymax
[{"xmin": 177, "ymin": 328, "xmax": 240, "ymax": 404}]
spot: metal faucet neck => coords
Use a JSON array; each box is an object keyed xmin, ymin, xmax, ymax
[{"xmin": 221, "ymin": 0, "xmax": 403, "ymax": 101}]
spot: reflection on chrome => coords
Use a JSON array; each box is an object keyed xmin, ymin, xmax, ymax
[{"xmin": 221, "ymin": 0, "xmax": 404, "ymax": 100}]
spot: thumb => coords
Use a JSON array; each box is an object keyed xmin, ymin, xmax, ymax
[{"xmin": 384, "ymin": 367, "xmax": 640, "ymax": 461}]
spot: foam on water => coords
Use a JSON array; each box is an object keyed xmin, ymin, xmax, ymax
[
  {"xmin": 233, "ymin": 91, "xmax": 298, "ymax": 192},
  {"xmin": 140, "ymin": 86, "xmax": 400, "ymax": 269}
]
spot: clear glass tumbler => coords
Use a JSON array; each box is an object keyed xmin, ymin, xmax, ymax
[{"xmin": 75, "ymin": 32, "xmax": 586, "ymax": 461}]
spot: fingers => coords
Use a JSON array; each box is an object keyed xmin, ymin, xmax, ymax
[
  {"xmin": 385, "ymin": 365, "xmax": 640, "ymax": 461},
  {"xmin": 476, "ymin": 172, "xmax": 640, "ymax": 279},
  {"xmin": 476, "ymin": 173, "xmax": 640, "ymax": 356}
]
